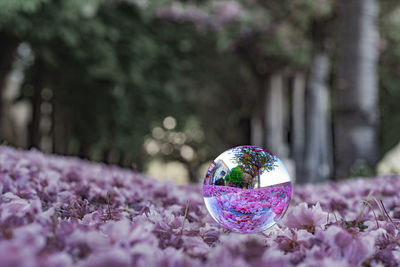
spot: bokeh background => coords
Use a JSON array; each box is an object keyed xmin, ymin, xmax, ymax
[{"xmin": 1, "ymin": 0, "xmax": 399, "ymax": 184}]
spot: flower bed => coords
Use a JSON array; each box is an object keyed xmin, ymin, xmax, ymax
[{"xmin": 0, "ymin": 146, "xmax": 400, "ymax": 266}]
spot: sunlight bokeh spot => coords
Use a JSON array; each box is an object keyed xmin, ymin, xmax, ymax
[{"xmin": 163, "ymin": 116, "xmax": 177, "ymax": 130}]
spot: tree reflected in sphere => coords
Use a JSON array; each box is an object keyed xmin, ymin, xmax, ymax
[{"xmin": 203, "ymin": 146, "xmax": 292, "ymax": 233}]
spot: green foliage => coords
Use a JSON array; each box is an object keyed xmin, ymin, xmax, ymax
[
  {"xmin": 225, "ymin": 166, "xmax": 244, "ymax": 185},
  {"xmin": 343, "ymin": 219, "xmax": 368, "ymax": 232},
  {"xmin": 0, "ymin": 0, "xmax": 47, "ymax": 15},
  {"xmin": 358, "ymin": 221, "xmax": 368, "ymax": 232}
]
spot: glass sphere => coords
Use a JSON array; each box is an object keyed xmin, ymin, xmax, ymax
[{"xmin": 203, "ymin": 145, "xmax": 292, "ymax": 233}]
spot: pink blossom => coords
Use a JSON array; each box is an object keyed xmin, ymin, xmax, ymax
[{"xmin": 282, "ymin": 202, "xmax": 327, "ymax": 232}]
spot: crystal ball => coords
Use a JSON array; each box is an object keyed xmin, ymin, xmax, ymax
[{"xmin": 203, "ymin": 145, "xmax": 292, "ymax": 233}]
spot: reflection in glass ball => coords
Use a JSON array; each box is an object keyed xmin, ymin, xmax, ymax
[{"xmin": 203, "ymin": 145, "xmax": 292, "ymax": 233}]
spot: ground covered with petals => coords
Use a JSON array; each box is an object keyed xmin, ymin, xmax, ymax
[
  {"xmin": 1, "ymin": 146, "xmax": 400, "ymax": 266},
  {"xmin": 203, "ymin": 184, "xmax": 291, "ymax": 233}
]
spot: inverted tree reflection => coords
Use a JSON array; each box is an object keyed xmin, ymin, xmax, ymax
[{"xmin": 229, "ymin": 146, "xmax": 277, "ymax": 188}]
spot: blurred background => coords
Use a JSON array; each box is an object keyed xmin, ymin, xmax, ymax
[{"xmin": 1, "ymin": 0, "xmax": 400, "ymax": 184}]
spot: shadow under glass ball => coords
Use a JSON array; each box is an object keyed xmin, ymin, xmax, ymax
[{"xmin": 203, "ymin": 145, "xmax": 292, "ymax": 233}]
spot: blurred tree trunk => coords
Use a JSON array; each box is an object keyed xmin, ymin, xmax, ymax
[
  {"xmin": 251, "ymin": 116, "xmax": 263, "ymax": 147},
  {"xmin": 0, "ymin": 32, "xmax": 18, "ymax": 140},
  {"xmin": 64, "ymin": 115, "xmax": 72, "ymax": 154},
  {"xmin": 118, "ymin": 152, "xmax": 129, "ymax": 167},
  {"xmin": 52, "ymin": 89, "xmax": 67, "ymax": 154},
  {"xmin": 132, "ymin": 153, "xmax": 144, "ymax": 172},
  {"xmin": 79, "ymin": 142, "xmax": 90, "ymax": 159},
  {"xmin": 103, "ymin": 147, "xmax": 111, "ymax": 163},
  {"xmin": 303, "ymin": 52, "xmax": 331, "ymax": 183},
  {"xmin": 239, "ymin": 117, "xmax": 251, "ymax": 145},
  {"xmin": 302, "ymin": 19, "xmax": 334, "ymax": 183},
  {"xmin": 29, "ymin": 58, "xmax": 45, "ymax": 148},
  {"xmin": 187, "ymin": 162, "xmax": 198, "ymax": 183},
  {"xmin": 291, "ymin": 73, "xmax": 306, "ymax": 180},
  {"xmin": 264, "ymin": 72, "xmax": 288, "ymax": 157},
  {"xmin": 335, "ymin": 0, "xmax": 379, "ymax": 178},
  {"xmin": 251, "ymin": 78, "xmax": 265, "ymax": 148}
]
